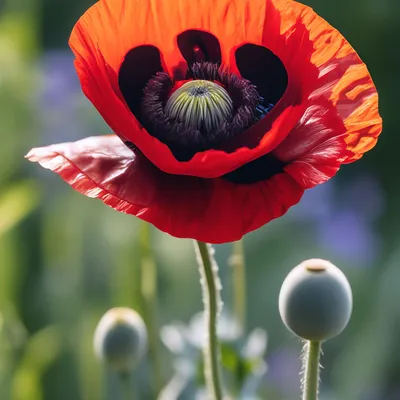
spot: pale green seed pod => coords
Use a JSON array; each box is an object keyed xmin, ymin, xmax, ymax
[
  {"xmin": 94, "ymin": 307, "xmax": 147, "ymax": 373},
  {"xmin": 165, "ymin": 80, "xmax": 233, "ymax": 133},
  {"xmin": 279, "ymin": 259, "xmax": 353, "ymax": 341}
]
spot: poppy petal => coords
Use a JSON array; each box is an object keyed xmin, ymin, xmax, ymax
[
  {"xmin": 286, "ymin": 0, "xmax": 382, "ymax": 161},
  {"xmin": 26, "ymin": 135, "xmax": 304, "ymax": 244},
  {"xmin": 273, "ymin": 101, "xmax": 347, "ymax": 189},
  {"xmin": 261, "ymin": 0, "xmax": 381, "ymax": 185},
  {"xmin": 69, "ymin": 0, "xmax": 381, "ymax": 180},
  {"xmin": 68, "ymin": 0, "xmax": 310, "ymax": 178}
]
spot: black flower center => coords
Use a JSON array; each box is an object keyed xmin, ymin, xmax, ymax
[
  {"xmin": 140, "ymin": 62, "xmax": 267, "ymax": 161},
  {"xmin": 118, "ymin": 31, "xmax": 289, "ymax": 184}
]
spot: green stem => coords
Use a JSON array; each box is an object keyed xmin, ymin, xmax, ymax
[
  {"xmin": 302, "ymin": 341, "xmax": 321, "ymax": 400},
  {"xmin": 194, "ymin": 241, "xmax": 224, "ymax": 400},
  {"xmin": 230, "ymin": 240, "xmax": 246, "ymax": 333},
  {"xmin": 118, "ymin": 372, "xmax": 132, "ymax": 400},
  {"xmin": 140, "ymin": 222, "xmax": 162, "ymax": 396}
]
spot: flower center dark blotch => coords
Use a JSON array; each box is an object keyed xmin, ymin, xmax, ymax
[
  {"xmin": 140, "ymin": 62, "xmax": 273, "ymax": 161},
  {"xmin": 118, "ymin": 39, "xmax": 289, "ymax": 184}
]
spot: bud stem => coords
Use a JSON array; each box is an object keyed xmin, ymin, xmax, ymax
[
  {"xmin": 302, "ymin": 341, "xmax": 322, "ymax": 400},
  {"xmin": 230, "ymin": 240, "xmax": 246, "ymax": 333},
  {"xmin": 118, "ymin": 372, "xmax": 133, "ymax": 400},
  {"xmin": 140, "ymin": 222, "xmax": 162, "ymax": 396},
  {"xmin": 194, "ymin": 241, "xmax": 224, "ymax": 400}
]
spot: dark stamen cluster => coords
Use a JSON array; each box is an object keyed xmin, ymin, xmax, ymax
[
  {"xmin": 141, "ymin": 62, "xmax": 269, "ymax": 161},
  {"xmin": 190, "ymin": 63, "xmax": 263, "ymax": 139}
]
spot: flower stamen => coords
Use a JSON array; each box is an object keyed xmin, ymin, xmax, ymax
[{"xmin": 140, "ymin": 63, "xmax": 272, "ymax": 161}]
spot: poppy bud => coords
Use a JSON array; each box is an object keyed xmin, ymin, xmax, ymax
[
  {"xmin": 93, "ymin": 307, "xmax": 147, "ymax": 373},
  {"xmin": 279, "ymin": 259, "xmax": 352, "ymax": 341}
]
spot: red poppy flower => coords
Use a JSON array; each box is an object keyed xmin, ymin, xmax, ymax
[{"xmin": 27, "ymin": 0, "xmax": 382, "ymax": 244}]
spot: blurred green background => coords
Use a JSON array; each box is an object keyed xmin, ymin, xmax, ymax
[{"xmin": 0, "ymin": 0, "xmax": 398, "ymax": 399}]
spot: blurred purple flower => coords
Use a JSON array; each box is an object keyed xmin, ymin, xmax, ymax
[
  {"xmin": 337, "ymin": 174, "xmax": 385, "ymax": 222},
  {"xmin": 290, "ymin": 173, "xmax": 384, "ymax": 267},
  {"xmin": 266, "ymin": 346, "xmax": 301, "ymax": 395},
  {"xmin": 39, "ymin": 50, "xmax": 92, "ymax": 143},
  {"xmin": 316, "ymin": 210, "xmax": 381, "ymax": 266},
  {"xmin": 41, "ymin": 51, "xmax": 80, "ymax": 105},
  {"xmin": 290, "ymin": 181, "xmax": 335, "ymax": 222}
]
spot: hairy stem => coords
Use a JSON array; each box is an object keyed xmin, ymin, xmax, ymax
[
  {"xmin": 302, "ymin": 341, "xmax": 322, "ymax": 400},
  {"xmin": 194, "ymin": 241, "xmax": 224, "ymax": 400}
]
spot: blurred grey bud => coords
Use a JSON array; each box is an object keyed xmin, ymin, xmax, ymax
[
  {"xmin": 279, "ymin": 259, "xmax": 353, "ymax": 341},
  {"xmin": 93, "ymin": 307, "xmax": 147, "ymax": 373}
]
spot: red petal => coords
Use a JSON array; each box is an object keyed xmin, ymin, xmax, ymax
[
  {"xmin": 69, "ymin": 0, "xmax": 381, "ymax": 182},
  {"xmin": 264, "ymin": 0, "xmax": 382, "ymax": 186},
  {"xmin": 273, "ymin": 100, "xmax": 347, "ymax": 189},
  {"xmin": 67, "ymin": 0, "xmax": 310, "ymax": 178},
  {"xmin": 287, "ymin": 0, "xmax": 382, "ymax": 161},
  {"xmin": 26, "ymin": 136, "xmax": 304, "ymax": 244}
]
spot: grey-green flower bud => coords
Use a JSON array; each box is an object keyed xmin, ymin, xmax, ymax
[
  {"xmin": 279, "ymin": 259, "xmax": 353, "ymax": 341},
  {"xmin": 93, "ymin": 307, "xmax": 147, "ymax": 373}
]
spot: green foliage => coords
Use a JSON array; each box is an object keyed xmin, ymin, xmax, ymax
[
  {"xmin": 11, "ymin": 326, "xmax": 61, "ymax": 400},
  {"xmin": 0, "ymin": 181, "xmax": 41, "ymax": 237},
  {"xmin": 160, "ymin": 313, "xmax": 267, "ymax": 399}
]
